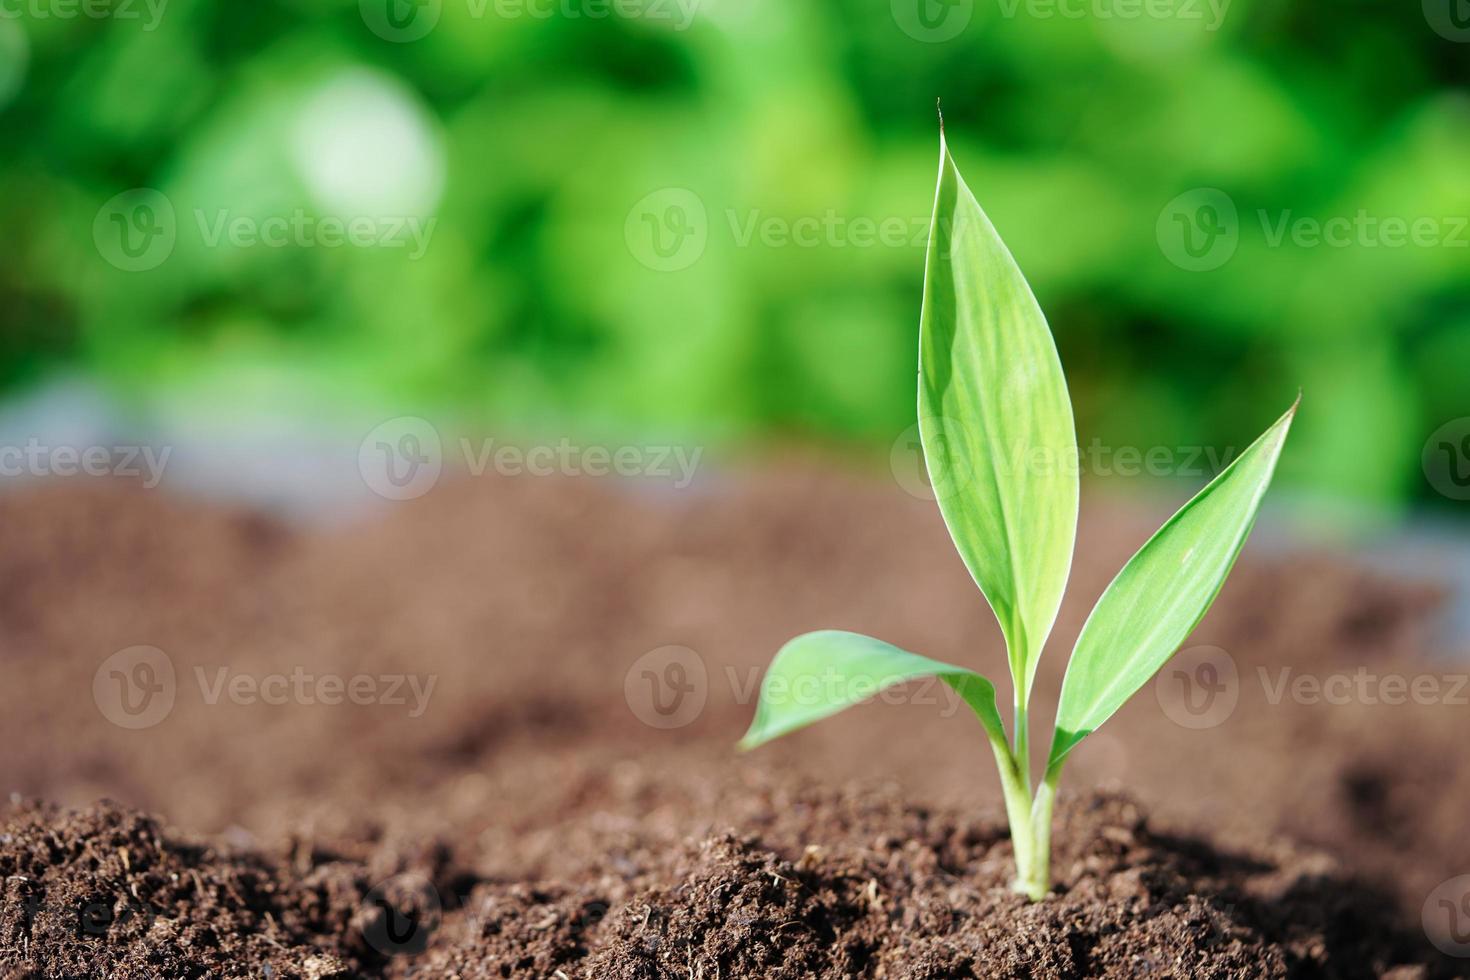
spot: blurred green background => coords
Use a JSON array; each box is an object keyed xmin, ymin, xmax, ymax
[{"xmin": 0, "ymin": 0, "xmax": 1466, "ymax": 520}]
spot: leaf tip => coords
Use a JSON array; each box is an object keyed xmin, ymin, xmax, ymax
[{"xmin": 1274, "ymin": 391, "xmax": 1302, "ymax": 436}]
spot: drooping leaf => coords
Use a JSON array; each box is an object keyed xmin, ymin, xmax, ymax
[
  {"xmin": 918, "ymin": 132, "xmax": 1078, "ymax": 703},
  {"xmin": 1048, "ymin": 399, "xmax": 1298, "ymax": 769},
  {"xmin": 738, "ymin": 630, "xmax": 1008, "ymax": 752}
]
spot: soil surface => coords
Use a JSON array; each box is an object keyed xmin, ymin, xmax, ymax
[{"xmin": 0, "ymin": 461, "xmax": 1464, "ymax": 977}]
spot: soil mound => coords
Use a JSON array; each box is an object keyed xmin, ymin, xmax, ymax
[{"xmin": 0, "ymin": 791, "xmax": 1448, "ymax": 979}]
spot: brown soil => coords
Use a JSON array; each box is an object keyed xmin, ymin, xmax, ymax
[{"xmin": 0, "ymin": 461, "xmax": 1464, "ymax": 977}]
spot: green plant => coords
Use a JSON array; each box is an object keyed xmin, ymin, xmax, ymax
[{"xmin": 738, "ymin": 130, "xmax": 1298, "ymax": 901}]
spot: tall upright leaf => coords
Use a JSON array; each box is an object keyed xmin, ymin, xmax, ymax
[
  {"xmin": 919, "ymin": 132, "xmax": 1078, "ymax": 700},
  {"xmin": 1048, "ymin": 400, "xmax": 1298, "ymax": 769}
]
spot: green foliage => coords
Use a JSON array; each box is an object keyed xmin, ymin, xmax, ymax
[
  {"xmin": 738, "ymin": 630, "xmax": 1007, "ymax": 752},
  {"xmin": 919, "ymin": 131, "xmax": 1077, "ymax": 707},
  {"xmin": 742, "ymin": 139, "xmax": 1295, "ymax": 900},
  {"xmin": 0, "ymin": 0, "xmax": 1461, "ymax": 513},
  {"xmin": 1048, "ymin": 399, "xmax": 1295, "ymax": 770}
]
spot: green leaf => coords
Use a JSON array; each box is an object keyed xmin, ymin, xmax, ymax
[
  {"xmin": 738, "ymin": 630, "xmax": 1008, "ymax": 752},
  {"xmin": 919, "ymin": 133, "xmax": 1078, "ymax": 703},
  {"xmin": 1048, "ymin": 399, "xmax": 1298, "ymax": 770}
]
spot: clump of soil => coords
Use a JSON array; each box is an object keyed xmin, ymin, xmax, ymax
[
  {"xmin": 0, "ymin": 789, "xmax": 1449, "ymax": 978},
  {"xmin": 0, "ymin": 799, "xmax": 355, "ymax": 978}
]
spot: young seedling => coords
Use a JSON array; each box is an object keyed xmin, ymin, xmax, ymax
[{"xmin": 738, "ymin": 129, "xmax": 1297, "ymax": 901}]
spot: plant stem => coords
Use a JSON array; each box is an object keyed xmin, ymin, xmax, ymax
[
  {"xmin": 990, "ymin": 740, "xmax": 1035, "ymax": 891},
  {"xmin": 1012, "ymin": 697, "xmax": 1031, "ymax": 794},
  {"xmin": 1016, "ymin": 761, "xmax": 1063, "ymax": 901},
  {"xmin": 981, "ymin": 731, "xmax": 1040, "ymax": 893}
]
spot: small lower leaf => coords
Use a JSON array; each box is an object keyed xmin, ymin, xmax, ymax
[{"xmin": 738, "ymin": 630, "xmax": 1008, "ymax": 752}]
